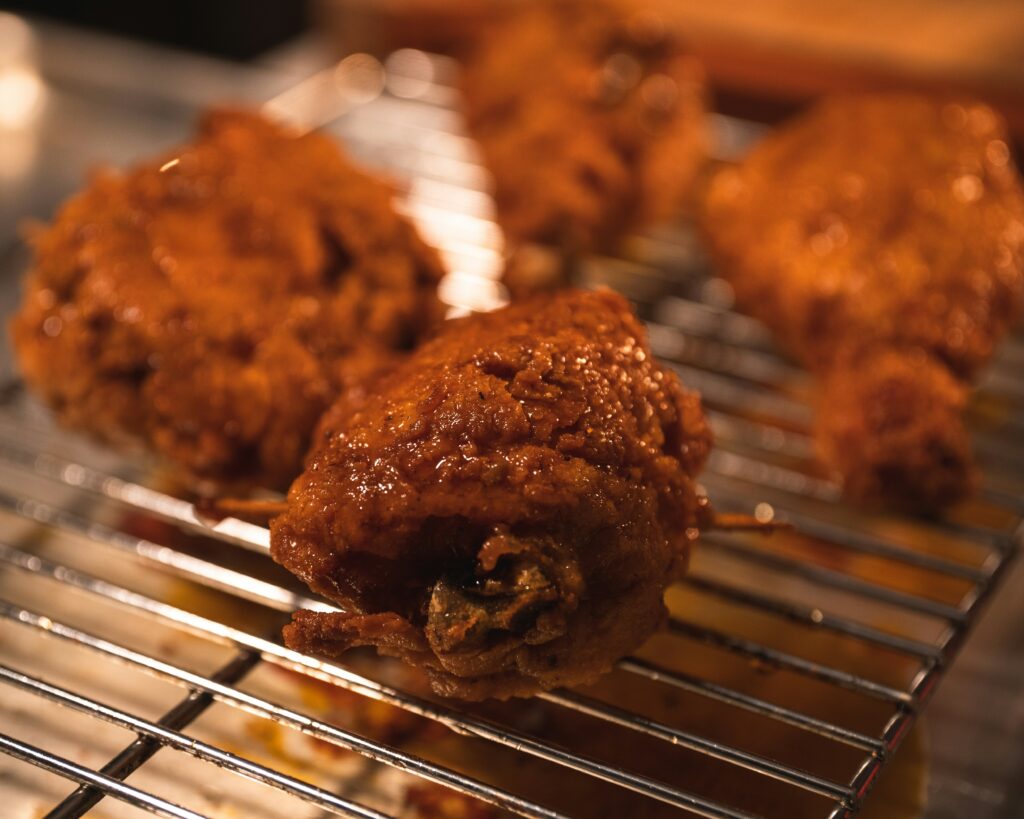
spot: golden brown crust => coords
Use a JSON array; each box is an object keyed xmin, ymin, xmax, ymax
[
  {"xmin": 11, "ymin": 108, "xmax": 445, "ymax": 488},
  {"xmin": 271, "ymin": 289, "xmax": 713, "ymax": 699},
  {"xmin": 462, "ymin": 0, "xmax": 708, "ymax": 258},
  {"xmin": 815, "ymin": 347, "xmax": 976, "ymax": 511},
  {"xmin": 702, "ymin": 94, "xmax": 1024, "ymax": 378},
  {"xmin": 701, "ymin": 93, "xmax": 1024, "ymax": 509}
]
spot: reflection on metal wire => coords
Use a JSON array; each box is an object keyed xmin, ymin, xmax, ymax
[{"xmin": 263, "ymin": 53, "xmax": 385, "ymax": 133}]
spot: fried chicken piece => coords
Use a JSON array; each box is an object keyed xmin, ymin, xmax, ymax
[
  {"xmin": 816, "ymin": 347, "xmax": 976, "ymax": 509},
  {"xmin": 271, "ymin": 289, "xmax": 713, "ymax": 699},
  {"xmin": 701, "ymin": 94, "xmax": 1024, "ymax": 509},
  {"xmin": 461, "ymin": 0, "xmax": 708, "ymax": 287},
  {"xmin": 11, "ymin": 108, "xmax": 445, "ymax": 489}
]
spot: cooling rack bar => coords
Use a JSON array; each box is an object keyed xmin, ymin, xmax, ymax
[
  {"xmin": 0, "ymin": 732, "xmax": 205, "ymax": 819},
  {"xmin": 844, "ymin": 701, "xmax": 920, "ymax": 816},
  {"xmin": 0, "ymin": 438, "xmax": 270, "ymax": 554},
  {"xmin": 0, "ymin": 493, "xmax": 892, "ymax": 741},
  {"xmin": 0, "ymin": 372, "xmax": 1015, "ymax": 819},
  {"xmin": 48, "ymin": 650, "xmax": 261, "ymax": 819},
  {"xmin": 710, "ymin": 454, "xmax": 839, "ymax": 504},
  {"xmin": 0, "ymin": 433, "xmax": 943, "ymax": 728},
  {"xmin": 616, "ymin": 658, "xmax": 883, "ymax": 752},
  {"xmin": 0, "ymin": 664, "xmax": 390, "ymax": 819},
  {"xmin": 668, "ymin": 363, "xmax": 816, "ymax": 431},
  {"xmin": 0, "ymin": 601, "xmax": 570, "ymax": 819},
  {"xmin": 0, "ymin": 548, "xmax": 770, "ymax": 819},
  {"xmin": 0, "ymin": 491, "xmax": 328, "ymax": 613},
  {"xmin": 0, "ymin": 429, "xmax": 998, "ymax": 612},
  {"xmin": 0, "ymin": 541, "xmax": 843, "ymax": 816},
  {"xmin": 704, "ymin": 463, "xmax": 1011, "ymax": 552},
  {"xmin": 700, "ymin": 534, "xmax": 968, "ymax": 622},
  {"xmin": 710, "ymin": 495, "xmax": 993, "ymax": 582},
  {"xmin": 0, "ymin": 439, "xmax": 975, "ymax": 643},
  {"xmin": 538, "ymin": 690, "xmax": 853, "ymax": 804},
  {"xmin": 708, "ymin": 450, "xmax": 1011, "ymax": 552},
  {"xmin": 679, "ymin": 575, "xmax": 943, "ymax": 660},
  {"xmin": 708, "ymin": 416, "xmax": 1024, "ymax": 522},
  {"xmin": 0, "ymin": 502, "xmax": 891, "ymax": 757},
  {"xmin": 705, "ymin": 410, "xmax": 814, "ymax": 459},
  {"xmin": 833, "ymin": 525, "xmax": 1024, "ymax": 818},
  {"xmin": 0, "ymin": 387, "xmax": 1014, "ymax": 565},
  {"xmin": 668, "ymin": 619, "xmax": 913, "ymax": 705},
  {"xmin": 645, "ymin": 321, "xmax": 803, "ymax": 386},
  {"xmin": 651, "ymin": 298, "xmax": 778, "ymax": 351},
  {"xmin": 832, "ymin": 676, "xmax": 950, "ymax": 819}
]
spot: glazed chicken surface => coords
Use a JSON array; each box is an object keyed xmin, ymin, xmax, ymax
[
  {"xmin": 11, "ymin": 109, "xmax": 445, "ymax": 489},
  {"xmin": 461, "ymin": 0, "xmax": 707, "ymax": 288},
  {"xmin": 271, "ymin": 289, "xmax": 713, "ymax": 699},
  {"xmin": 702, "ymin": 94, "xmax": 1024, "ymax": 509}
]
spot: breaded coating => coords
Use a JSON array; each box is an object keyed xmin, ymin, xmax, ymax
[
  {"xmin": 816, "ymin": 348, "xmax": 975, "ymax": 510},
  {"xmin": 702, "ymin": 94, "xmax": 1024, "ymax": 509},
  {"xmin": 271, "ymin": 290, "xmax": 713, "ymax": 699},
  {"xmin": 462, "ymin": 0, "xmax": 708, "ymax": 255},
  {"xmin": 11, "ymin": 109, "xmax": 445, "ymax": 489}
]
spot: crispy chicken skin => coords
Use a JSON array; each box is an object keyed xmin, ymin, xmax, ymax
[
  {"xmin": 461, "ymin": 0, "xmax": 707, "ymax": 262},
  {"xmin": 702, "ymin": 94, "xmax": 1024, "ymax": 509},
  {"xmin": 271, "ymin": 289, "xmax": 713, "ymax": 699},
  {"xmin": 11, "ymin": 109, "xmax": 445, "ymax": 489},
  {"xmin": 816, "ymin": 348, "xmax": 975, "ymax": 509}
]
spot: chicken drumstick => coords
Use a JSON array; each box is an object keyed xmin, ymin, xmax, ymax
[{"xmin": 701, "ymin": 94, "xmax": 1024, "ymax": 510}]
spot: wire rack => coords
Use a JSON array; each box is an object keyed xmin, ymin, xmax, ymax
[{"xmin": 1, "ymin": 46, "xmax": 1023, "ymax": 819}]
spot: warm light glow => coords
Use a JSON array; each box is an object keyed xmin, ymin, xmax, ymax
[
  {"xmin": 754, "ymin": 502, "xmax": 775, "ymax": 523},
  {"xmin": 438, "ymin": 271, "xmax": 508, "ymax": 313},
  {"xmin": 335, "ymin": 53, "xmax": 385, "ymax": 105},
  {"xmin": 0, "ymin": 13, "xmax": 44, "ymax": 130},
  {"xmin": 0, "ymin": 66, "xmax": 44, "ymax": 128},
  {"xmin": 385, "ymin": 49, "xmax": 436, "ymax": 99}
]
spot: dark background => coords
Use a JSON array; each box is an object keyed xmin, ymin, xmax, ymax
[{"xmin": 0, "ymin": 0, "xmax": 308, "ymax": 58}]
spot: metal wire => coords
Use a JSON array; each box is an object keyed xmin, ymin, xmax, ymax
[
  {"xmin": 0, "ymin": 49, "xmax": 1021, "ymax": 819},
  {"xmin": 678, "ymin": 575, "xmax": 943, "ymax": 660},
  {"xmin": 0, "ymin": 410, "xmax": 1018, "ymax": 818},
  {"xmin": 0, "ymin": 541, "xmax": 770, "ymax": 818},
  {"xmin": 0, "ymin": 490, "xmax": 892, "ymax": 758},
  {"xmin": 0, "ymin": 457, "xmax": 944, "ymax": 722},
  {"xmin": 665, "ymin": 619, "xmax": 917, "ymax": 706},
  {"xmin": 698, "ymin": 535, "xmax": 969, "ymax": 622},
  {"xmin": 0, "ymin": 598, "xmax": 572, "ymax": 819},
  {"xmin": 0, "ymin": 664, "xmax": 388, "ymax": 819},
  {"xmin": 0, "ymin": 733, "xmax": 206, "ymax": 819}
]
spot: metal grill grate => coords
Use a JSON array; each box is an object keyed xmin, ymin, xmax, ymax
[{"xmin": 1, "ymin": 47, "xmax": 1022, "ymax": 819}]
